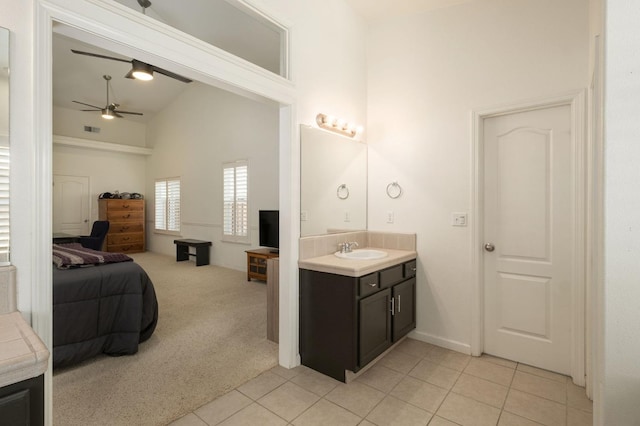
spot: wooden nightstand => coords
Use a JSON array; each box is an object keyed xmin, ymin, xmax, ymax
[{"xmin": 245, "ymin": 248, "xmax": 279, "ymax": 282}]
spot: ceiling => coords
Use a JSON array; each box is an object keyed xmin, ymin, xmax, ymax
[{"xmin": 52, "ymin": 0, "xmax": 283, "ymax": 124}]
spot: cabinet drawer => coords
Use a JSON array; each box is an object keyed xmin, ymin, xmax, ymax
[
  {"xmin": 404, "ymin": 260, "xmax": 417, "ymax": 278},
  {"xmin": 380, "ymin": 264, "xmax": 403, "ymax": 288},
  {"xmin": 106, "ymin": 211, "xmax": 144, "ymax": 221},
  {"xmin": 109, "ymin": 222, "xmax": 144, "ymax": 234},
  {"xmin": 105, "ymin": 200, "xmax": 143, "ymax": 211},
  {"xmin": 108, "ymin": 233, "xmax": 144, "ymax": 245},
  {"xmin": 108, "ymin": 242, "xmax": 144, "ymax": 253},
  {"xmin": 358, "ymin": 272, "xmax": 379, "ymax": 297}
]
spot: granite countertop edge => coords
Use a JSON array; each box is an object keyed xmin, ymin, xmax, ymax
[{"xmin": 298, "ymin": 248, "xmax": 417, "ymax": 277}]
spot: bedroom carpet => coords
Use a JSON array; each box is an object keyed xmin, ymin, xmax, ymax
[{"xmin": 52, "ymin": 252, "xmax": 279, "ymax": 426}]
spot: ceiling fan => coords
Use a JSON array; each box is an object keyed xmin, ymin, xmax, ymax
[
  {"xmin": 70, "ymin": 49, "xmax": 192, "ymax": 83},
  {"xmin": 73, "ymin": 75, "xmax": 143, "ymax": 120}
]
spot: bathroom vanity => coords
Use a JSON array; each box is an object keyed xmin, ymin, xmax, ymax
[{"xmin": 299, "ymin": 248, "xmax": 416, "ymax": 382}]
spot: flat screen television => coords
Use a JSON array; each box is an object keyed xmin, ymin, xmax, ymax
[{"xmin": 259, "ymin": 210, "xmax": 279, "ymax": 252}]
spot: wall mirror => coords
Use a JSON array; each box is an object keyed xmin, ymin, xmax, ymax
[
  {"xmin": 0, "ymin": 27, "xmax": 9, "ymax": 265},
  {"xmin": 300, "ymin": 125, "xmax": 367, "ymax": 237}
]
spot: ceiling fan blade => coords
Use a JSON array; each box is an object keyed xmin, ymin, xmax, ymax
[
  {"xmin": 114, "ymin": 110, "xmax": 144, "ymax": 116},
  {"xmin": 150, "ymin": 65, "xmax": 192, "ymax": 83},
  {"xmin": 73, "ymin": 100, "xmax": 102, "ymax": 109},
  {"xmin": 71, "ymin": 49, "xmax": 132, "ymax": 64},
  {"xmin": 81, "ymin": 109, "xmax": 100, "ymax": 112},
  {"xmin": 113, "ymin": 111, "xmax": 124, "ymax": 118}
]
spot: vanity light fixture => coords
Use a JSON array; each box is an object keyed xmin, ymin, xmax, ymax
[{"xmin": 316, "ymin": 113, "xmax": 361, "ymax": 138}]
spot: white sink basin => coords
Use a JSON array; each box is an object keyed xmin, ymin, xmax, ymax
[{"xmin": 334, "ymin": 249, "xmax": 388, "ymax": 260}]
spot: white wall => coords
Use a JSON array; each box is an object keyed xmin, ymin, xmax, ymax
[
  {"xmin": 603, "ymin": 1, "xmax": 640, "ymax": 423},
  {"xmin": 53, "ymin": 106, "xmax": 146, "ymax": 146},
  {"xmin": 366, "ymin": 0, "xmax": 589, "ymax": 351},
  {"xmin": 145, "ymin": 82, "xmax": 279, "ymax": 271},
  {"xmin": 52, "ymin": 145, "xmax": 147, "ymax": 223}
]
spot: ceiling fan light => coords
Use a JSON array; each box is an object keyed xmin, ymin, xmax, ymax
[
  {"xmin": 101, "ymin": 109, "xmax": 115, "ymax": 120},
  {"xmin": 131, "ymin": 60, "xmax": 154, "ymax": 81}
]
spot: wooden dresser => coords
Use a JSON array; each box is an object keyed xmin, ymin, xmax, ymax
[{"xmin": 98, "ymin": 199, "xmax": 145, "ymax": 253}]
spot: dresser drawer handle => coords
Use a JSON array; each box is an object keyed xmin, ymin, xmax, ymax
[
  {"xmin": 123, "ymin": 204, "xmax": 130, "ymax": 208},
  {"xmin": 124, "ymin": 213, "xmax": 131, "ymax": 218},
  {"xmin": 367, "ymin": 282, "xmax": 377, "ymax": 288},
  {"xmin": 122, "ymin": 237, "xmax": 130, "ymax": 241},
  {"xmin": 120, "ymin": 226, "xmax": 129, "ymax": 231}
]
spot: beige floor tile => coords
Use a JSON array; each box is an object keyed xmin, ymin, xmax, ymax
[
  {"xmin": 379, "ymin": 349, "xmax": 423, "ymax": 374},
  {"xmin": 423, "ymin": 345, "xmax": 451, "ymax": 364},
  {"xmin": 390, "ymin": 376, "xmax": 448, "ymax": 413},
  {"xmin": 480, "ymin": 354, "xmax": 518, "ymax": 369},
  {"xmin": 290, "ymin": 368, "xmax": 341, "ymax": 396},
  {"xmin": 194, "ymin": 390, "xmax": 252, "ymax": 425},
  {"xmin": 439, "ymin": 351, "xmax": 472, "ymax": 372},
  {"xmin": 356, "ymin": 365, "xmax": 405, "ymax": 393},
  {"xmin": 516, "ymin": 364, "xmax": 568, "ymax": 383},
  {"xmin": 218, "ymin": 403, "xmax": 287, "ymax": 426},
  {"xmin": 168, "ymin": 413, "xmax": 208, "ymax": 426},
  {"xmin": 464, "ymin": 358, "xmax": 515, "ymax": 387},
  {"xmin": 292, "ymin": 399, "xmax": 362, "ymax": 426},
  {"xmin": 409, "ymin": 359, "xmax": 461, "ymax": 390},
  {"xmin": 451, "ymin": 373, "xmax": 509, "ymax": 408},
  {"xmin": 511, "ymin": 371, "xmax": 566, "ymax": 404},
  {"xmin": 498, "ymin": 411, "xmax": 544, "ymax": 426},
  {"xmin": 237, "ymin": 371, "xmax": 287, "ymax": 400},
  {"xmin": 359, "ymin": 421, "xmax": 377, "ymax": 426},
  {"xmin": 325, "ymin": 381, "xmax": 386, "ymax": 417},
  {"xmin": 436, "ymin": 392, "xmax": 501, "ymax": 426},
  {"xmin": 270, "ymin": 364, "xmax": 308, "ymax": 380},
  {"xmin": 568, "ymin": 407, "xmax": 593, "ymax": 426},
  {"xmin": 428, "ymin": 416, "xmax": 460, "ymax": 426},
  {"xmin": 366, "ymin": 395, "xmax": 433, "ymax": 426},
  {"xmin": 394, "ymin": 338, "xmax": 435, "ymax": 359},
  {"xmin": 566, "ymin": 382, "xmax": 592, "ymax": 413},
  {"xmin": 504, "ymin": 389, "xmax": 566, "ymax": 426},
  {"xmin": 258, "ymin": 381, "xmax": 320, "ymax": 422}
]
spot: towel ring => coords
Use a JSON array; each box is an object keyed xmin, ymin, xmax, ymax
[
  {"xmin": 337, "ymin": 184, "xmax": 349, "ymax": 200},
  {"xmin": 386, "ymin": 182, "xmax": 402, "ymax": 199}
]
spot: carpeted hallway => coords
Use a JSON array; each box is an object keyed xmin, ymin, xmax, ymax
[{"xmin": 53, "ymin": 251, "xmax": 279, "ymax": 426}]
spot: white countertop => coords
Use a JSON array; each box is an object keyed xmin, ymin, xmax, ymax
[
  {"xmin": 0, "ymin": 312, "xmax": 49, "ymax": 388},
  {"xmin": 298, "ymin": 248, "xmax": 417, "ymax": 277}
]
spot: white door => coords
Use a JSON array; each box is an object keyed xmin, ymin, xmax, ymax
[
  {"xmin": 53, "ymin": 175, "xmax": 90, "ymax": 235},
  {"xmin": 483, "ymin": 105, "xmax": 574, "ymax": 374}
]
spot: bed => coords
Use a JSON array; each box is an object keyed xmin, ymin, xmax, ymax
[{"xmin": 52, "ymin": 243, "xmax": 159, "ymax": 369}]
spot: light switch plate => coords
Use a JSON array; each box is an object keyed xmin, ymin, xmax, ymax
[
  {"xmin": 387, "ymin": 211, "xmax": 394, "ymax": 224},
  {"xmin": 300, "ymin": 211, "xmax": 308, "ymax": 221}
]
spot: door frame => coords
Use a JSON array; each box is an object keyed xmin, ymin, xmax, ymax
[{"xmin": 470, "ymin": 91, "xmax": 587, "ymax": 386}]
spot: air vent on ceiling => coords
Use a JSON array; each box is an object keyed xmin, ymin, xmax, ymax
[{"xmin": 84, "ymin": 126, "xmax": 101, "ymax": 133}]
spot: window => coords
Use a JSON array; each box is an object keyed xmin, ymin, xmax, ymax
[
  {"xmin": 223, "ymin": 161, "xmax": 249, "ymax": 243},
  {"xmin": 155, "ymin": 178, "xmax": 181, "ymax": 234},
  {"xmin": 0, "ymin": 146, "xmax": 8, "ymax": 265}
]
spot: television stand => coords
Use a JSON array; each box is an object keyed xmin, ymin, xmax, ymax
[{"xmin": 246, "ymin": 248, "xmax": 279, "ymax": 282}]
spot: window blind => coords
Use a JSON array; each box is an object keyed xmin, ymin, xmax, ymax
[
  {"xmin": 223, "ymin": 161, "xmax": 249, "ymax": 242},
  {"xmin": 0, "ymin": 146, "xmax": 8, "ymax": 265},
  {"xmin": 155, "ymin": 178, "xmax": 180, "ymax": 233}
]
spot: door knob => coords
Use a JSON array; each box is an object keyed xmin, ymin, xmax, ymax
[{"xmin": 484, "ymin": 243, "xmax": 495, "ymax": 252}]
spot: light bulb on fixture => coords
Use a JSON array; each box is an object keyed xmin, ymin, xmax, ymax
[
  {"xmin": 130, "ymin": 60, "xmax": 154, "ymax": 81},
  {"xmin": 101, "ymin": 109, "xmax": 115, "ymax": 120},
  {"xmin": 316, "ymin": 113, "xmax": 360, "ymax": 138}
]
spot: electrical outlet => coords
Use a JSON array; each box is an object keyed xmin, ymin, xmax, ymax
[
  {"xmin": 300, "ymin": 211, "xmax": 308, "ymax": 221},
  {"xmin": 387, "ymin": 211, "xmax": 394, "ymax": 224},
  {"xmin": 452, "ymin": 212, "xmax": 468, "ymax": 227},
  {"xmin": 344, "ymin": 211, "xmax": 351, "ymax": 222}
]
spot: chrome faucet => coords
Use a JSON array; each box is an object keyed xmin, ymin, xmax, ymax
[{"xmin": 339, "ymin": 241, "xmax": 359, "ymax": 253}]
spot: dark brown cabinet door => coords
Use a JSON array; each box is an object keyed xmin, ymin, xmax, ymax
[
  {"xmin": 392, "ymin": 277, "xmax": 416, "ymax": 341},
  {"xmin": 359, "ymin": 288, "xmax": 392, "ymax": 366}
]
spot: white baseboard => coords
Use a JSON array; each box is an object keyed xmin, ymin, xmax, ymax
[{"xmin": 409, "ymin": 330, "xmax": 472, "ymax": 355}]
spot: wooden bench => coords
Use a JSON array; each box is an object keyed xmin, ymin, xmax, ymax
[{"xmin": 173, "ymin": 239, "xmax": 212, "ymax": 266}]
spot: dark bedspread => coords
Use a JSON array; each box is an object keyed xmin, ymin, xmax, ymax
[{"xmin": 53, "ymin": 261, "xmax": 159, "ymax": 369}]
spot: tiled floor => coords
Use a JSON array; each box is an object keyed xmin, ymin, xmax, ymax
[{"xmin": 169, "ymin": 338, "xmax": 593, "ymax": 426}]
